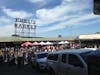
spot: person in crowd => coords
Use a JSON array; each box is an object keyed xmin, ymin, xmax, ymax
[
  {"xmin": 17, "ymin": 50, "xmax": 23, "ymax": 67},
  {"xmin": 14, "ymin": 51, "xmax": 18, "ymax": 65},
  {"xmin": 9, "ymin": 50, "xmax": 15, "ymax": 66},
  {"xmin": 0, "ymin": 49, "xmax": 3, "ymax": 64}
]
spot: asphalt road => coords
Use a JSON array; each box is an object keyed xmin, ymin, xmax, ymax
[{"xmin": 0, "ymin": 63, "xmax": 48, "ymax": 75}]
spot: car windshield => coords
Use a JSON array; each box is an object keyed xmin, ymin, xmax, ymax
[
  {"xmin": 37, "ymin": 53, "xmax": 47, "ymax": 59},
  {"xmin": 80, "ymin": 51, "xmax": 92, "ymax": 63}
]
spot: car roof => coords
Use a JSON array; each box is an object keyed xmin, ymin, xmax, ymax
[
  {"xmin": 88, "ymin": 50, "xmax": 100, "ymax": 57},
  {"xmin": 48, "ymin": 49, "xmax": 93, "ymax": 54},
  {"xmin": 35, "ymin": 52, "xmax": 47, "ymax": 55}
]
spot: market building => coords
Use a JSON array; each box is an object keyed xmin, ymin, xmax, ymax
[{"xmin": 79, "ymin": 33, "xmax": 100, "ymax": 48}]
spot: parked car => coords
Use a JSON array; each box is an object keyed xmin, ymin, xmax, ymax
[
  {"xmin": 31, "ymin": 52, "xmax": 48, "ymax": 70},
  {"xmin": 47, "ymin": 49, "xmax": 93, "ymax": 75}
]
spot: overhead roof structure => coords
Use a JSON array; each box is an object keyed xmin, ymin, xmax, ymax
[{"xmin": 0, "ymin": 37, "xmax": 74, "ymax": 42}]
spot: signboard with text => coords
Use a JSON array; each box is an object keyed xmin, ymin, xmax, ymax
[{"xmin": 14, "ymin": 18, "xmax": 36, "ymax": 37}]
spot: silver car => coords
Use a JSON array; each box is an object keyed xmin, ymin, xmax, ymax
[
  {"xmin": 31, "ymin": 52, "xmax": 48, "ymax": 70},
  {"xmin": 47, "ymin": 49, "xmax": 93, "ymax": 75}
]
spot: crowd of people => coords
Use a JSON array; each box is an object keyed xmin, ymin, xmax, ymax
[
  {"xmin": 0, "ymin": 44, "xmax": 69, "ymax": 66},
  {"xmin": 0, "ymin": 47, "xmax": 31, "ymax": 66}
]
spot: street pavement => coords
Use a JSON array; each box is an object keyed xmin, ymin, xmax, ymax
[{"xmin": 0, "ymin": 63, "xmax": 48, "ymax": 75}]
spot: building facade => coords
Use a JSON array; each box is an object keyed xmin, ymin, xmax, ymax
[{"xmin": 79, "ymin": 34, "xmax": 100, "ymax": 48}]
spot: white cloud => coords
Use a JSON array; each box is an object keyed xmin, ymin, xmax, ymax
[
  {"xmin": 37, "ymin": 13, "xmax": 100, "ymax": 33},
  {"xmin": 65, "ymin": 0, "xmax": 73, "ymax": 1},
  {"xmin": 35, "ymin": 0, "xmax": 100, "ymax": 34},
  {"xmin": 0, "ymin": 24, "xmax": 14, "ymax": 36},
  {"xmin": 62, "ymin": 0, "xmax": 74, "ymax": 4},
  {"xmin": 35, "ymin": 4, "xmax": 75, "ymax": 26},
  {"xmin": 0, "ymin": 7, "xmax": 33, "ymax": 36},
  {"xmin": 0, "ymin": 16, "xmax": 11, "ymax": 24},
  {"xmin": 28, "ymin": 0, "xmax": 48, "ymax": 7},
  {"xmin": 36, "ymin": 5, "xmax": 69, "ymax": 20},
  {"xmin": 0, "ymin": 16, "xmax": 14, "ymax": 36},
  {"xmin": 1, "ymin": 0, "xmax": 100, "ymax": 36},
  {"xmin": 28, "ymin": 0, "xmax": 45, "ymax": 3},
  {"xmin": 35, "ymin": 0, "xmax": 92, "ymax": 27},
  {"xmin": 2, "ymin": 7, "xmax": 33, "ymax": 18}
]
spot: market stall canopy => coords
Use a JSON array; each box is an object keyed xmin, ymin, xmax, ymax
[
  {"xmin": 58, "ymin": 41, "xmax": 69, "ymax": 44},
  {"xmin": 39, "ymin": 41, "xmax": 47, "ymax": 45},
  {"xmin": 58, "ymin": 41, "xmax": 65, "ymax": 44},
  {"xmin": 64, "ymin": 41, "xmax": 69, "ymax": 44},
  {"xmin": 32, "ymin": 41, "xmax": 40, "ymax": 45},
  {"xmin": 45, "ymin": 41, "xmax": 53, "ymax": 45},
  {"xmin": 21, "ymin": 42, "xmax": 33, "ymax": 46}
]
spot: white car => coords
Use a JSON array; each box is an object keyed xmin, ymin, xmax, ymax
[
  {"xmin": 31, "ymin": 52, "xmax": 48, "ymax": 70},
  {"xmin": 47, "ymin": 49, "xmax": 93, "ymax": 75}
]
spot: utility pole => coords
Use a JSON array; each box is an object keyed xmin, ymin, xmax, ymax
[
  {"xmin": 33, "ymin": 21, "xmax": 36, "ymax": 37},
  {"xmin": 70, "ymin": 26, "xmax": 73, "ymax": 48}
]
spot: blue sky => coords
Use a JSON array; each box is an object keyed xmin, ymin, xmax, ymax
[{"xmin": 0, "ymin": 0, "xmax": 100, "ymax": 37}]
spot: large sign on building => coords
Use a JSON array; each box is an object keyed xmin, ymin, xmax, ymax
[{"xmin": 14, "ymin": 18, "xmax": 36, "ymax": 37}]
